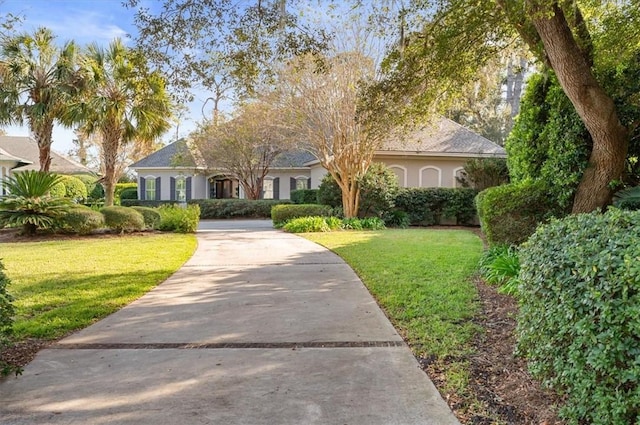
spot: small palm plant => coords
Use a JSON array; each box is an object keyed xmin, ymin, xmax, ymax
[{"xmin": 0, "ymin": 171, "xmax": 71, "ymax": 235}]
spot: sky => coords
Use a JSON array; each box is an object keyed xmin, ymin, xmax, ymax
[{"xmin": 0, "ymin": 0, "xmax": 205, "ymax": 156}]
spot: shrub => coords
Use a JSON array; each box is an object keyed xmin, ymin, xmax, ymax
[
  {"xmin": 517, "ymin": 209, "xmax": 640, "ymax": 424},
  {"xmin": 0, "ymin": 171, "xmax": 71, "ymax": 235},
  {"xmin": 57, "ymin": 205, "xmax": 105, "ymax": 235},
  {"xmin": 271, "ymin": 204, "xmax": 332, "ymax": 227},
  {"xmin": 359, "ymin": 217, "xmax": 386, "ymax": 230},
  {"xmin": 475, "ymin": 180, "xmax": 562, "ymax": 246},
  {"xmin": 384, "ymin": 210, "xmax": 410, "ymax": 228},
  {"xmin": 89, "ymin": 182, "xmax": 105, "ymax": 200},
  {"xmin": 341, "ymin": 217, "xmax": 363, "ymax": 230},
  {"xmin": 121, "ymin": 199, "xmax": 176, "ymax": 208},
  {"xmin": 120, "ymin": 187, "xmax": 138, "ymax": 201},
  {"xmin": 457, "ymin": 158, "xmax": 509, "ymax": 191},
  {"xmin": 131, "ymin": 206, "xmax": 161, "ymax": 229},
  {"xmin": 317, "ymin": 174, "xmax": 343, "ymax": 208},
  {"xmin": 394, "ymin": 187, "xmax": 477, "ymax": 226},
  {"xmin": 100, "ymin": 206, "xmax": 145, "ymax": 232},
  {"xmin": 613, "ymin": 186, "xmax": 640, "ymax": 210},
  {"xmin": 478, "ymin": 245, "xmax": 520, "ymax": 295},
  {"xmin": 290, "ymin": 189, "xmax": 319, "ymax": 204},
  {"xmin": 114, "ymin": 183, "xmax": 137, "ymax": 204},
  {"xmin": 157, "ymin": 204, "xmax": 200, "ymax": 233},
  {"xmin": 324, "ymin": 216, "xmax": 343, "ymax": 230},
  {"xmin": 0, "ymin": 259, "xmax": 18, "ymax": 376},
  {"xmin": 283, "ymin": 216, "xmax": 331, "ymax": 233},
  {"xmin": 189, "ymin": 199, "xmax": 290, "ymax": 219},
  {"xmin": 49, "ymin": 175, "xmax": 88, "ymax": 202}
]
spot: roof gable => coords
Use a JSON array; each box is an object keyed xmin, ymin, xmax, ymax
[
  {"xmin": 129, "ymin": 139, "xmax": 202, "ymax": 168},
  {"xmin": 0, "ymin": 135, "xmax": 92, "ymax": 174}
]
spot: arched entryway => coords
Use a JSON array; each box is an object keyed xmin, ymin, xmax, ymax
[{"xmin": 208, "ymin": 175, "xmax": 239, "ymax": 199}]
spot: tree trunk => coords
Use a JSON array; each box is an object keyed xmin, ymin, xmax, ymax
[
  {"xmin": 531, "ymin": 4, "xmax": 628, "ymax": 212},
  {"xmin": 102, "ymin": 129, "xmax": 121, "ymax": 207},
  {"xmin": 32, "ymin": 120, "xmax": 54, "ymax": 172}
]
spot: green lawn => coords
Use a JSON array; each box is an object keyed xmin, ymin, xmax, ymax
[
  {"xmin": 304, "ymin": 229, "xmax": 483, "ymax": 393},
  {"xmin": 1, "ymin": 234, "xmax": 197, "ymax": 340}
]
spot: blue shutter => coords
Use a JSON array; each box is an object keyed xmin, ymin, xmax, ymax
[
  {"xmin": 155, "ymin": 177, "xmax": 161, "ymax": 200},
  {"xmin": 307, "ymin": 177, "xmax": 311, "ymax": 189},
  {"xmin": 274, "ymin": 177, "xmax": 280, "ymax": 200},
  {"xmin": 290, "ymin": 177, "xmax": 295, "ymax": 192},
  {"xmin": 170, "ymin": 177, "xmax": 176, "ymax": 201},
  {"xmin": 186, "ymin": 177, "xmax": 192, "ymax": 201},
  {"xmin": 140, "ymin": 177, "xmax": 146, "ymax": 201}
]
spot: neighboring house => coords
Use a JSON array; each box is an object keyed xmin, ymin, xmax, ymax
[
  {"xmin": 130, "ymin": 117, "xmax": 507, "ymax": 202},
  {"xmin": 0, "ymin": 135, "xmax": 94, "ymax": 195}
]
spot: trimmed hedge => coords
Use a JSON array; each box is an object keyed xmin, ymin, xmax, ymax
[
  {"xmin": 120, "ymin": 187, "xmax": 138, "ymax": 200},
  {"xmin": 290, "ymin": 189, "xmax": 319, "ymax": 204},
  {"xmin": 114, "ymin": 183, "xmax": 137, "ymax": 203},
  {"xmin": 476, "ymin": 181, "xmax": 562, "ymax": 246},
  {"xmin": 131, "ymin": 206, "xmax": 161, "ymax": 229},
  {"xmin": 100, "ymin": 206, "xmax": 145, "ymax": 232},
  {"xmin": 517, "ymin": 209, "xmax": 640, "ymax": 424},
  {"xmin": 190, "ymin": 199, "xmax": 291, "ymax": 219},
  {"xmin": 271, "ymin": 204, "xmax": 332, "ymax": 227},
  {"xmin": 121, "ymin": 199, "xmax": 177, "ymax": 208},
  {"xmin": 57, "ymin": 205, "xmax": 105, "ymax": 234},
  {"xmin": 394, "ymin": 187, "xmax": 477, "ymax": 226}
]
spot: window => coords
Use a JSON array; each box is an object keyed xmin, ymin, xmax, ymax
[
  {"xmin": 295, "ymin": 177, "xmax": 308, "ymax": 190},
  {"xmin": 263, "ymin": 179, "xmax": 274, "ymax": 199},
  {"xmin": 145, "ymin": 178, "xmax": 156, "ymax": 201},
  {"xmin": 175, "ymin": 177, "xmax": 186, "ymax": 202}
]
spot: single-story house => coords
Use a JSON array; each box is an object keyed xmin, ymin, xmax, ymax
[
  {"xmin": 129, "ymin": 117, "xmax": 507, "ymax": 201},
  {"xmin": 0, "ymin": 135, "xmax": 93, "ymax": 195}
]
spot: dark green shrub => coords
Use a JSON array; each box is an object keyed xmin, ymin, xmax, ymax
[
  {"xmin": 283, "ymin": 216, "xmax": 331, "ymax": 233},
  {"xmin": 317, "ymin": 174, "xmax": 343, "ymax": 208},
  {"xmin": 384, "ymin": 210, "xmax": 410, "ymax": 228},
  {"xmin": 359, "ymin": 217, "xmax": 386, "ymax": 230},
  {"xmin": 121, "ymin": 199, "xmax": 176, "ymax": 208},
  {"xmin": 120, "ymin": 187, "xmax": 138, "ymax": 201},
  {"xmin": 189, "ymin": 199, "xmax": 290, "ymax": 219},
  {"xmin": 290, "ymin": 189, "xmax": 319, "ymax": 204},
  {"xmin": 89, "ymin": 182, "xmax": 105, "ymax": 200},
  {"xmin": 475, "ymin": 181, "xmax": 562, "ymax": 246},
  {"xmin": 443, "ymin": 188, "xmax": 478, "ymax": 225},
  {"xmin": 457, "ymin": 158, "xmax": 509, "ymax": 191},
  {"xmin": 157, "ymin": 204, "xmax": 200, "ymax": 233},
  {"xmin": 131, "ymin": 206, "xmax": 161, "ymax": 229},
  {"xmin": 100, "ymin": 206, "xmax": 145, "ymax": 232},
  {"xmin": 517, "ymin": 209, "xmax": 640, "ymax": 424},
  {"xmin": 394, "ymin": 188, "xmax": 477, "ymax": 226},
  {"xmin": 114, "ymin": 183, "xmax": 137, "ymax": 200},
  {"xmin": 0, "ymin": 259, "xmax": 18, "ymax": 376},
  {"xmin": 271, "ymin": 204, "xmax": 332, "ymax": 227},
  {"xmin": 613, "ymin": 186, "xmax": 640, "ymax": 210},
  {"xmin": 57, "ymin": 205, "xmax": 105, "ymax": 235}
]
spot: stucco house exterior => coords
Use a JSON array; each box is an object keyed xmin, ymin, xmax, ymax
[
  {"xmin": 129, "ymin": 117, "xmax": 506, "ymax": 202},
  {"xmin": 0, "ymin": 135, "xmax": 93, "ymax": 195}
]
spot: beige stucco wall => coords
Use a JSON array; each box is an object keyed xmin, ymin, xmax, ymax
[
  {"xmin": 136, "ymin": 169, "xmax": 204, "ymax": 200},
  {"xmin": 375, "ymin": 156, "xmax": 467, "ymax": 188},
  {"xmin": 264, "ymin": 168, "xmax": 311, "ymax": 199}
]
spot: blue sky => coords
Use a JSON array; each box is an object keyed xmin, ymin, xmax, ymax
[{"xmin": 1, "ymin": 0, "xmax": 200, "ymax": 155}]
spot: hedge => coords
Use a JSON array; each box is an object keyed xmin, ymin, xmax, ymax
[
  {"xmin": 100, "ymin": 206, "xmax": 145, "ymax": 232},
  {"xmin": 50, "ymin": 175, "xmax": 89, "ymax": 202},
  {"xmin": 517, "ymin": 209, "xmax": 640, "ymax": 424},
  {"xmin": 121, "ymin": 199, "xmax": 178, "ymax": 208},
  {"xmin": 120, "ymin": 187, "xmax": 138, "ymax": 200},
  {"xmin": 476, "ymin": 181, "xmax": 562, "ymax": 246},
  {"xmin": 394, "ymin": 187, "xmax": 477, "ymax": 226},
  {"xmin": 190, "ymin": 199, "xmax": 291, "ymax": 219},
  {"xmin": 290, "ymin": 189, "xmax": 319, "ymax": 204},
  {"xmin": 271, "ymin": 204, "xmax": 333, "ymax": 227},
  {"xmin": 57, "ymin": 205, "xmax": 105, "ymax": 235},
  {"xmin": 131, "ymin": 206, "xmax": 161, "ymax": 229}
]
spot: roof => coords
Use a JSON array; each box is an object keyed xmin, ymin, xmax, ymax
[
  {"xmin": 271, "ymin": 150, "xmax": 316, "ymax": 168},
  {"xmin": 129, "ymin": 139, "xmax": 204, "ymax": 169},
  {"xmin": 381, "ymin": 117, "xmax": 506, "ymax": 157},
  {"xmin": 0, "ymin": 135, "xmax": 93, "ymax": 174},
  {"xmin": 0, "ymin": 146, "xmax": 31, "ymax": 167}
]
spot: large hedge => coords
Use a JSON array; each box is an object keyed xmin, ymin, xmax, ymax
[
  {"xmin": 190, "ymin": 199, "xmax": 290, "ymax": 219},
  {"xmin": 476, "ymin": 181, "xmax": 562, "ymax": 246},
  {"xmin": 394, "ymin": 187, "xmax": 477, "ymax": 226},
  {"xmin": 290, "ymin": 189, "xmax": 319, "ymax": 204},
  {"xmin": 517, "ymin": 209, "xmax": 640, "ymax": 424},
  {"xmin": 100, "ymin": 206, "xmax": 145, "ymax": 232}
]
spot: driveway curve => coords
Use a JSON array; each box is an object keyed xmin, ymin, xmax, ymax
[{"xmin": 0, "ymin": 219, "xmax": 459, "ymax": 425}]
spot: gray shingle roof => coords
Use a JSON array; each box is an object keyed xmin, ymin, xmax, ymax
[
  {"xmin": 129, "ymin": 139, "xmax": 201, "ymax": 168},
  {"xmin": 271, "ymin": 150, "xmax": 316, "ymax": 167},
  {"xmin": 382, "ymin": 117, "xmax": 506, "ymax": 156},
  {"xmin": 0, "ymin": 135, "xmax": 93, "ymax": 174}
]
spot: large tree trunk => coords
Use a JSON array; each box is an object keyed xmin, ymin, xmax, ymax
[
  {"xmin": 102, "ymin": 129, "xmax": 121, "ymax": 207},
  {"xmin": 32, "ymin": 120, "xmax": 54, "ymax": 172},
  {"xmin": 531, "ymin": 4, "xmax": 628, "ymax": 213}
]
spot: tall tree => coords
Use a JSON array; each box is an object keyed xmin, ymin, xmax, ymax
[
  {"xmin": 66, "ymin": 39, "xmax": 171, "ymax": 206},
  {"xmin": 276, "ymin": 52, "xmax": 387, "ymax": 218},
  {"xmin": 372, "ymin": 1, "xmax": 639, "ymax": 213},
  {"xmin": 0, "ymin": 27, "xmax": 80, "ymax": 171},
  {"xmin": 194, "ymin": 100, "xmax": 293, "ymax": 200}
]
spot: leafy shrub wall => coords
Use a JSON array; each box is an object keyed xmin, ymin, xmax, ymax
[
  {"xmin": 394, "ymin": 187, "xmax": 477, "ymax": 226},
  {"xmin": 290, "ymin": 189, "xmax": 319, "ymax": 204},
  {"xmin": 517, "ymin": 209, "xmax": 640, "ymax": 424},
  {"xmin": 190, "ymin": 199, "xmax": 290, "ymax": 219}
]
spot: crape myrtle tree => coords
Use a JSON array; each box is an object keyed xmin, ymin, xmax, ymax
[
  {"xmin": 0, "ymin": 27, "xmax": 82, "ymax": 171},
  {"xmin": 369, "ymin": 0, "xmax": 640, "ymax": 213},
  {"xmin": 65, "ymin": 39, "xmax": 171, "ymax": 206}
]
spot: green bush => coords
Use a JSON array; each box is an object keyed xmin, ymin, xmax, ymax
[
  {"xmin": 290, "ymin": 189, "xmax": 319, "ymax": 204},
  {"xmin": 89, "ymin": 182, "xmax": 105, "ymax": 200},
  {"xmin": 457, "ymin": 158, "xmax": 509, "ymax": 191},
  {"xmin": 478, "ymin": 245, "xmax": 520, "ymax": 295},
  {"xmin": 317, "ymin": 174, "xmax": 343, "ymax": 208},
  {"xmin": 283, "ymin": 216, "xmax": 331, "ymax": 233},
  {"xmin": 359, "ymin": 217, "xmax": 386, "ymax": 230},
  {"xmin": 341, "ymin": 217, "xmax": 363, "ymax": 230},
  {"xmin": 394, "ymin": 188, "xmax": 477, "ymax": 226},
  {"xmin": 613, "ymin": 186, "xmax": 640, "ymax": 210},
  {"xmin": 157, "ymin": 204, "xmax": 200, "ymax": 233},
  {"xmin": 121, "ymin": 199, "xmax": 176, "ymax": 208},
  {"xmin": 57, "ymin": 205, "xmax": 105, "ymax": 235},
  {"xmin": 189, "ymin": 199, "xmax": 290, "ymax": 219},
  {"xmin": 120, "ymin": 187, "xmax": 138, "ymax": 201},
  {"xmin": 100, "ymin": 206, "xmax": 145, "ymax": 233},
  {"xmin": 114, "ymin": 183, "xmax": 137, "ymax": 204},
  {"xmin": 517, "ymin": 209, "xmax": 640, "ymax": 424},
  {"xmin": 271, "ymin": 204, "xmax": 332, "ymax": 227},
  {"xmin": 49, "ymin": 175, "xmax": 89, "ymax": 202},
  {"xmin": 476, "ymin": 181, "xmax": 562, "ymax": 246},
  {"xmin": 131, "ymin": 206, "xmax": 161, "ymax": 229},
  {"xmin": 384, "ymin": 210, "xmax": 410, "ymax": 228},
  {"xmin": 0, "ymin": 259, "xmax": 18, "ymax": 376}
]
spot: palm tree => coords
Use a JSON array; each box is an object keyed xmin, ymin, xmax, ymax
[
  {"xmin": 67, "ymin": 39, "xmax": 171, "ymax": 206},
  {"xmin": 0, "ymin": 27, "xmax": 81, "ymax": 171}
]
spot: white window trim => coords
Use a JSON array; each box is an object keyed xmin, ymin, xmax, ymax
[
  {"xmin": 387, "ymin": 165, "xmax": 408, "ymax": 187},
  {"xmin": 294, "ymin": 175, "xmax": 309, "ymax": 190},
  {"xmin": 144, "ymin": 175, "xmax": 156, "ymax": 201},
  {"xmin": 175, "ymin": 176, "xmax": 187, "ymax": 202},
  {"xmin": 262, "ymin": 176, "xmax": 275, "ymax": 200},
  {"xmin": 453, "ymin": 167, "xmax": 465, "ymax": 188},
  {"xmin": 419, "ymin": 166, "xmax": 442, "ymax": 188}
]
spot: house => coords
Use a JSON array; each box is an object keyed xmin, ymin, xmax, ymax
[
  {"xmin": 129, "ymin": 117, "xmax": 506, "ymax": 202},
  {"xmin": 0, "ymin": 135, "xmax": 93, "ymax": 195}
]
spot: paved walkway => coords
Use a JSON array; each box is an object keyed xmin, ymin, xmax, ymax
[{"xmin": 0, "ymin": 220, "xmax": 459, "ymax": 425}]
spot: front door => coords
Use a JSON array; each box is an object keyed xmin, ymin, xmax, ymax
[{"xmin": 209, "ymin": 177, "xmax": 236, "ymax": 199}]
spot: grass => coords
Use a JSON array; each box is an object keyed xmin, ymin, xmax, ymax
[
  {"xmin": 1, "ymin": 234, "xmax": 197, "ymax": 340},
  {"xmin": 304, "ymin": 229, "xmax": 483, "ymax": 395}
]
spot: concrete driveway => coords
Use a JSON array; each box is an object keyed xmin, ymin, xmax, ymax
[{"xmin": 0, "ymin": 219, "xmax": 459, "ymax": 425}]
